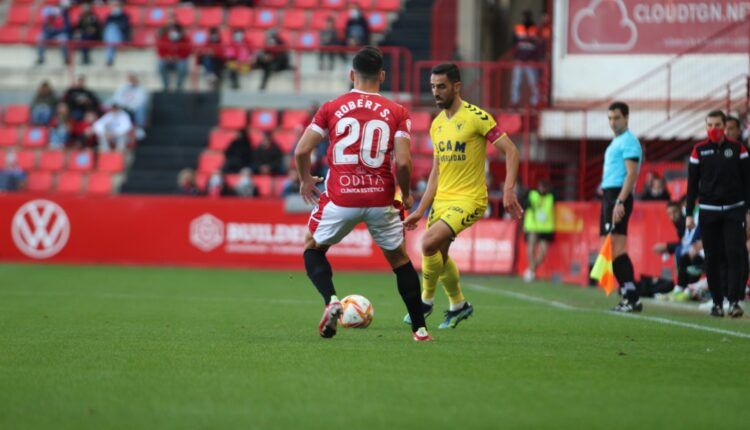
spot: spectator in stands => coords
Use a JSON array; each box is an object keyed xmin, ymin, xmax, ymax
[
  {"xmin": 726, "ymin": 115, "xmax": 744, "ymax": 143},
  {"xmin": 63, "ymin": 75, "xmax": 101, "ymax": 121},
  {"xmin": 319, "ymin": 17, "xmax": 343, "ymax": 71},
  {"xmin": 640, "ymin": 175, "xmax": 671, "ymax": 201},
  {"xmin": 177, "ymin": 168, "xmax": 202, "ymax": 195},
  {"xmin": 206, "ymin": 169, "xmax": 233, "ymax": 197},
  {"xmin": 48, "ymin": 102, "xmax": 73, "ymax": 149},
  {"xmin": 72, "ymin": 109, "xmax": 98, "ymax": 149},
  {"xmin": 345, "ymin": 5, "xmax": 371, "ymax": 47},
  {"xmin": 254, "ymin": 28, "xmax": 290, "ymax": 91},
  {"xmin": 74, "ymin": 3, "xmax": 101, "ymax": 65},
  {"xmin": 198, "ymin": 27, "xmax": 225, "ymax": 90},
  {"xmin": 510, "ymin": 10, "xmax": 541, "ymax": 107},
  {"xmin": 30, "ymin": 81, "xmax": 58, "ymax": 126},
  {"xmin": 109, "ymin": 73, "xmax": 148, "ymax": 134},
  {"xmin": 225, "ymin": 29, "xmax": 253, "ymax": 90},
  {"xmin": 252, "ymin": 132, "xmax": 284, "ymax": 175},
  {"xmin": 523, "ymin": 179, "xmax": 555, "ymax": 282},
  {"xmin": 282, "ymin": 169, "xmax": 301, "ymax": 197},
  {"xmin": 0, "ymin": 152, "xmax": 26, "ymax": 192},
  {"xmin": 223, "ymin": 130, "xmax": 253, "ymax": 173},
  {"xmin": 234, "ymin": 167, "xmax": 259, "ymax": 197},
  {"xmin": 92, "ymin": 104, "xmax": 133, "ymax": 152},
  {"xmin": 156, "ymin": 15, "xmax": 191, "ymax": 92},
  {"xmin": 37, "ymin": 2, "xmax": 71, "ymax": 66},
  {"xmin": 103, "ymin": 1, "xmax": 132, "ymax": 67}
]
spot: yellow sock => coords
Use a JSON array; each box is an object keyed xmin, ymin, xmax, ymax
[
  {"xmin": 421, "ymin": 252, "xmax": 444, "ymax": 302},
  {"xmin": 439, "ymin": 257, "xmax": 465, "ymax": 306}
]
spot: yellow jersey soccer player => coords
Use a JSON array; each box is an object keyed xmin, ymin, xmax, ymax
[{"xmin": 404, "ymin": 63, "xmax": 524, "ymax": 329}]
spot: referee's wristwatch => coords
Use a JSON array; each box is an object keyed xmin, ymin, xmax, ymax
[{"xmin": 615, "ymin": 199, "xmax": 624, "ymax": 206}]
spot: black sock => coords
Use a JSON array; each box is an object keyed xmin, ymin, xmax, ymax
[
  {"xmin": 613, "ymin": 254, "xmax": 638, "ymax": 301},
  {"xmin": 304, "ymin": 248, "xmax": 336, "ymax": 305},
  {"xmin": 394, "ymin": 262, "xmax": 426, "ymax": 331}
]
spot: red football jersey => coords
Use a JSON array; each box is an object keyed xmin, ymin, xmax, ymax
[{"xmin": 308, "ymin": 89, "xmax": 411, "ymax": 207}]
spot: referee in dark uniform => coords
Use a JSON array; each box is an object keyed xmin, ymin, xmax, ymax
[
  {"xmin": 600, "ymin": 102, "xmax": 643, "ymax": 312},
  {"xmin": 686, "ymin": 110, "xmax": 750, "ymax": 318}
]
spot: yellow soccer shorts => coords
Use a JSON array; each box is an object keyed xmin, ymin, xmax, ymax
[{"xmin": 427, "ymin": 199, "xmax": 487, "ymax": 237}]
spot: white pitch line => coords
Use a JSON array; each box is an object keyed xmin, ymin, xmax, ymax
[{"xmin": 464, "ymin": 282, "xmax": 750, "ymax": 340}]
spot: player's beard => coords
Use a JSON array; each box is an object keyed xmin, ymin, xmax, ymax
[{"xmin": 435, "ymin": 94, "xmax": 454, "ymax": 110}]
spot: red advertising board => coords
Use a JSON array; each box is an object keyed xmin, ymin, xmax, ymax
[
  {"xmin": 566, "ymin": 0, "xmax": 750, "ymax": 54},
  {"xmin": 0, "ymin": 194, "xmax": 518, "ymax": 274}
]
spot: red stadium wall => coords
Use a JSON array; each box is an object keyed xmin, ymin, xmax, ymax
[{"xmin": 0, "ymin": 195, "xmax": 516, "ymax": 274}]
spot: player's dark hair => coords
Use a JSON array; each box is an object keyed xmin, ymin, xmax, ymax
[
  {"xmin": 431, "ymin": 63, "xmax": 461, "ymax": 83},
  {"xmin": 726, "ymin": 115, "xmax": 741, "ymax": 128},
  {"xmin": 352, "ymin": 46, "xmax": 383, "ymax": 81},
  {"xmin": 707, "ymin": 109, "xmax": 726, "ymax": 124},
  {"xmin": 608, "ymin": 101, "xmax": 629, "ymax": 117}
]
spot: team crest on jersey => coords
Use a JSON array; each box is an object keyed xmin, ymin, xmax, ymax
[
  {"xmin": 724, "ymin": 148, "xmax": 734, "ymax": 158},
  {"xmin": 456, "ymin": 121, "xmax": 464, "ymax": 131}
]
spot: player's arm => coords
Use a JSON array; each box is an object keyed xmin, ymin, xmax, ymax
[
  {"xmin": 404, "ymin": 156, "xmax": 439, "ymax": 230},
  {"xmin": 293, "ymin": 128, "xmax": 324, "ymax": 205},
  {"xmin": 491, "ymin": 133, "xmax": 524, "ymax": 220},
  {"xmin": 613, "ymin": 160, "xmax": 638, "ymax": 223},
  {"xmin": 685, "ymin": 147, "xmax": 700, "ymax": 229},
  {"xmin": 393, "ymin": 136, "xmax": 414, "ymax": 210}
]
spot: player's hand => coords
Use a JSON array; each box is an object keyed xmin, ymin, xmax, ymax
[
  {"xmin": 401, "ymin": 194, "xmax": 414, "ymax": 211},
  {"xmin": 403, "ymin": 210, "xmax": 423, "ymax": 231},
  {"xmin": 300, "ymin": 175, "xmax": 324, "ymax": 205},
  {"xmin": 745, "ymin": 213, "xmax": 750, "ymax": 238},
  {"xmin": 503, "ymin": 188, "xmax": 524, "ymax": 220},
  {"xmin": 685, "ymin": 216, "xmax": 695, "ymax": 230},
  {"xmin": 612, "ymin": 203, "xmax": 625, "ymax": 224}
]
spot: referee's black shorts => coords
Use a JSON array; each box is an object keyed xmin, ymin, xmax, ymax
[{"xmin": 600, "ymin": 187, "xmax": 633, "ymax": 236}]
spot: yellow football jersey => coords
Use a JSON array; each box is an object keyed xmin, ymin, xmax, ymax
[{"xmin": 430, "ymin": 101, "xmax": 498, "ymax": 204}]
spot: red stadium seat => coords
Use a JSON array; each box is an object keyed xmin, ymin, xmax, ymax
[
  {"xmin": 376, "ymin": 0, "xmax": 401, "ymax": 12},
  {"xmin": 0, "ymin": 149, "xmax": 4, "ymax": 168},
  {"xmin": 0, "ymin": 26, "xmax": 23, "ymax": 44},
  {"xmin": 132, "ymin": 28, "xmax": 157, "ymax": 46},
  {"xmin": 22, "ymin": 127, "xmax": 47, "ymax": 148},
  {"xmin": 253, "ymin": 174, "xmax": 273, "ymax": 196},
  {"xmin": 219, "ymin": 108, "xmax": 247, "ymax": 129},
  {"xmin": 87, "ymin": 172, "xmax": 113, "ymax": 195},
  {"xmin": 246, "ymin": 29, "xmax": 266, "ymax": 48},
  {"xmin": 175, "ymin": 7, "xmax": 196, "ymax": 27},
  {"xmin": 24, "ymin": 26, "xmax": 42, "ymax": 44},
  {"xmin": 272, "ymin": 177, "xmax": 286, "ymax": 197},
  {"xmin": 310, "ymin": 10, "xmax": 336, "ymax": 30},
  {"xmin": 67, "ymin": 149, "xmax": 94, "ymax": 171},
  {"xmin": 350, "ymin": 0, "xmax": 374, "ymax": 9},
  {"xmin": 16, "ymin": 150, "xmax": 38, "ymax": 170},
  {"xmin": 7, "ymin": 6, "xmax": 32, "ymax": 26},
  {"xmin": 412, "ymin": 155, "xmax": 433, "ymax": 178},
  {"xmin": 208, "ymin": 128, "xmax": 237, "ymax": 151},
  {"xmin": 123, "ymin": 6, "xmax": 143, "ymax": 26},
  {"xmin": 258, "ymin": 0, "xmax": 289, "ymax": 7},
  {"xmin": 27, "ymin": 171, "xmax": 53, "ymax": 192},
  {"xmin": 296, "ymin": 31, "xmax": 320, "ymax": 49},
  {"xmin": 367, "ymin": 12, "xmax": 388, "ymax": 33},
  {"xmin": 14, "ymin": 0, "xmax": 36, "ymax": 4},
  {"xmin": 281, "ymin": 9, "xmax": 307, "ymax": 30},
  {"xmin": 281, "ymin": 109, "xmax": 311, "ymax": 130},
  {"xmin": 413, "ymin": 134, "xmax": 434, "ymax": 156},
  {"xmin": 0, "ymin": 126, "xmax": 19, "ymax": 147},
  {"xmin": 410, "ymin": 111, "xmax": 432, "ymax": 132},
  {"xmin": 498, "ymin": 113, "xmax": 522, "ymax": 135},
  {"xmin": 320, "ymin": 0, "xmax": 346, "ymax": 10},
  {"xmin": 293, "ymin": 0, "xmax": 319, "ymax": 8},
  {"xmin": 250, "ymin": 109, "xmax": 279, "ymax": 131},
  {"xmin": 253, "ymin": 9, "xmax": 279, "ymax": 30},
  {"xmin": 145, "ymin": 8, "xmax": 169, "ymax": 27},
  {"xmin": 128, "ymin": 0, "xmax": 151, "ymax": 5},
  {"xmin": 248, "ymin": 129, "xmax": 265, "ymax": 147},
  {"xmin": 97, "ymin": 152, "xmax": 125, "ymax": 173},
  {"xmin": 272, "ymin": 130, "xmax": 299, "ymax": 153},
  {"xmin": 154, "ymin": 0, "xmax": 180, "ymax": 6},
  {"xmin": 56, "ymin": 171, "xmax": 83, "ymax": 194},
  {"xmin": 4, "ymin": 104, "xmax": 30, "ymax": 125},
  {"xmin": 198, "ymin": 7, "xmax": 224, "ymax": 28},
  {"xmin": 227, "ymin": 7, "xmax": 253, "ymax": 28},
  {"xmin": 92, "ymin": 5, "xmax": 111, "ymax": 23},
  {"xmin": 198, "ymin": 152, "xmax": 225, "ymax": 173},
  {"xmin": 39, "ymin": 150, "xmax": 65, "ymax": 171},
  {"xmin": 224, "ymin": 174, "xmax": 240, "ymax": 189}
]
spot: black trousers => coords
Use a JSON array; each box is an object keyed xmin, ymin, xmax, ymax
[{"xmin": 700, "ymin": 207, "xmax": 747, "ymax": 304}]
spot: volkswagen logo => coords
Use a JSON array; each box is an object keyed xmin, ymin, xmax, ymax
[{"xmin": 11, "ymin": 199, "xmax": 70, "ymax": 259}]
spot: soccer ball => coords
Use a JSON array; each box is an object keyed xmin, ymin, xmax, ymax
[{"xmin": 338, "ymin": 294, "xmax": 374, "ymax": 328}]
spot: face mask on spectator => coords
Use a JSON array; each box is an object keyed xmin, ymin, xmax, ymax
[
  {"xmin": 169, "ymin": 31, "xmax": 180, "ymax": 41},
  {"xmin": 350, "ymin": 9, "xmax": 360, "ymax": 19},
  {"xmin": 708, "ymin": 127, "xmax": 725, "ymax": 143},
  {"xmin": 209, "ymin": 33, "xmax": 220, "ymax": 43},
  {"xmin": 233, "ymin": 33, "xmax": 244, "ymax": 42},
  {"xmin": 209, "ymin": 174, "xmax": 222, "ymax": 187},
  {"xmin": 112, "ymin": 7, "xmax": 122, "ymax": 15}
]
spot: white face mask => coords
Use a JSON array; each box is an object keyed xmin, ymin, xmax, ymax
[
  {"xmin": 350, "ymin": 10, "xmax": 360, "ymax": 19},
  {"xmin": 209, "ymin": 174, "xmax": 222, "ymax": 187}
]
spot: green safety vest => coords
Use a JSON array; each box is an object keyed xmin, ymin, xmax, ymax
[{"xmin": 523, "ymin": 190, "xmax": 555, "ymax": 233}]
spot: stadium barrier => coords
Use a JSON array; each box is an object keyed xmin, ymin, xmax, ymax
[{"xmin": 0, "ymin": 194, "xmax": 516, "ymax": 274}]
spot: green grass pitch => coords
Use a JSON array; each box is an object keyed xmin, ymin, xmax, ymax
[{"xmin": 1, "ymin": 263, "xmax": 749, "ymax": 429}]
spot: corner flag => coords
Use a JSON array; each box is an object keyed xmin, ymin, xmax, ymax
[{"xmin": 590, "ymin": 234, "xmax": 616, "ymax": 295}]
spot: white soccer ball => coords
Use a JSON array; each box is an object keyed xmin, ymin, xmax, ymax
[{"xmin": 338, "ymin": 294, "xmax": 374, "ymax": 328}]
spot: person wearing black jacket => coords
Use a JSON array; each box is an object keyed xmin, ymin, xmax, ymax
[
  {"xmin": 75, "ymin": 3, "xmax": 101, "ymax": 65},
  {"xmin": 686, "ymin": 110, "xmax": 750, "ymax": 317}
]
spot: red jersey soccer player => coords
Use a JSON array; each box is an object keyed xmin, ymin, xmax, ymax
[{"xmin": 294, "ymin": 47, "xmax": 431, "ymax": 341}]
